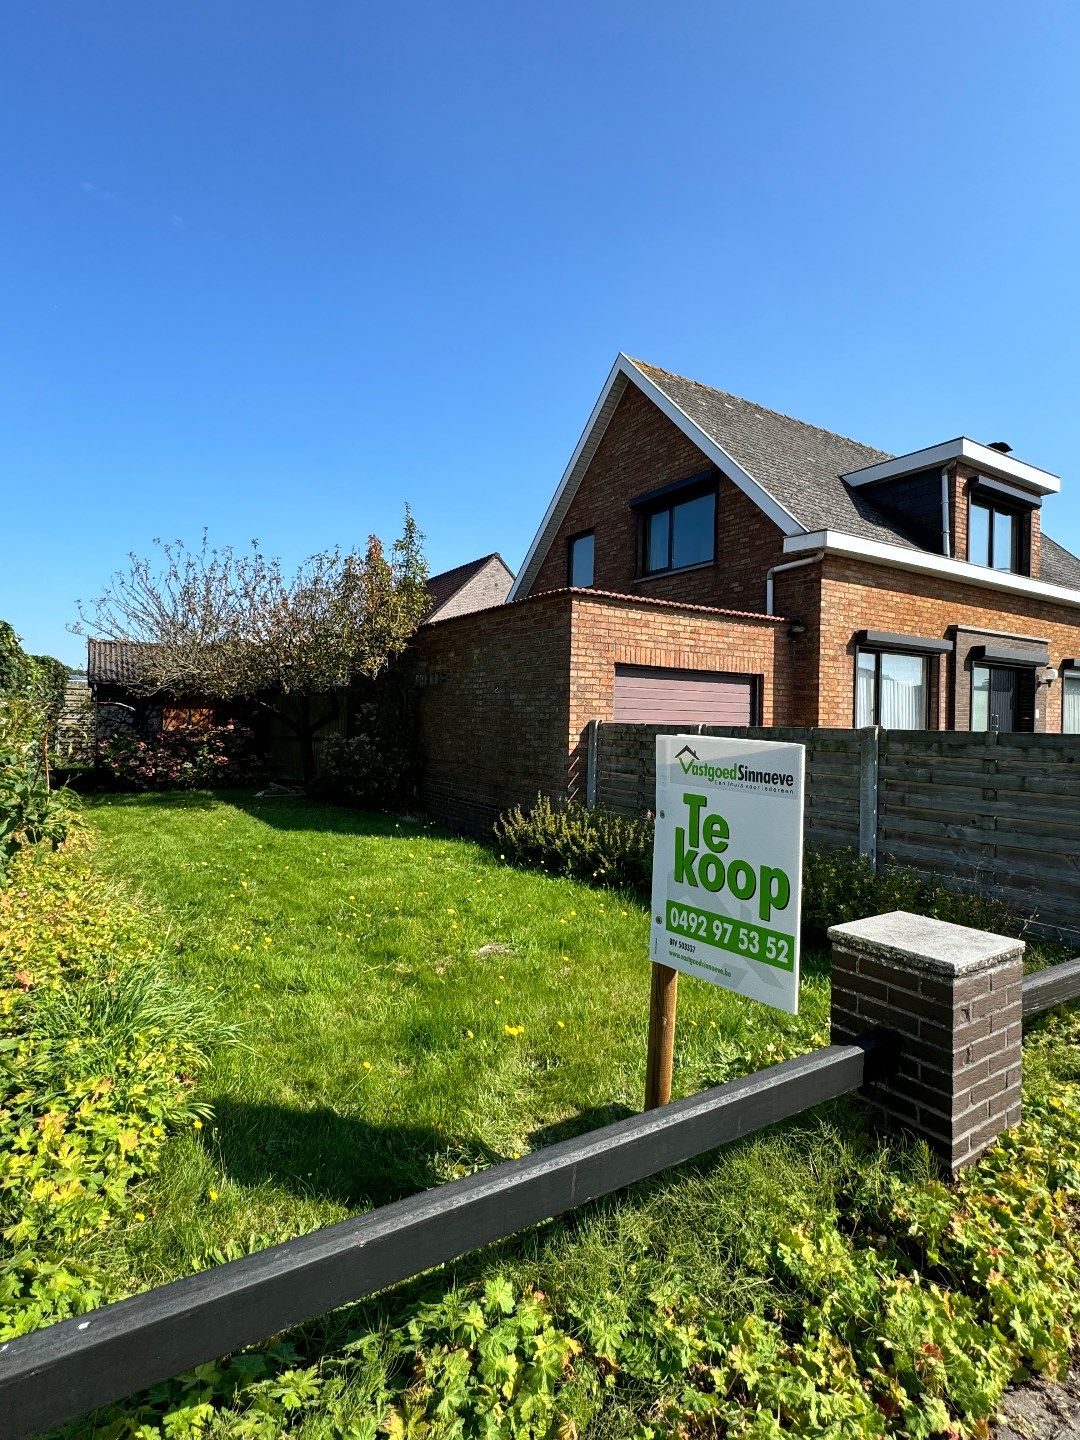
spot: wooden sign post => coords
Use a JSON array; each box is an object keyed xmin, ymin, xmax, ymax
[
  {"xmin": 644, "ymin": 962, "xmax": 678, "ymax": 1110},
  {"xmin": 645, "ymin": 733, "xmax": 806, "ymax": 1111}
]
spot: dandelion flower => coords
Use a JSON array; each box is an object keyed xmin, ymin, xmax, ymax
[
  {"xmin": 556, "ymin": 1020, "xmax": 565, "ymax": 1029},
  {"xmin": 362, "ymin": 1060, "xmax": 372, "ymax": 1070},
  {"xmin": 209, "ymin": 1189, "xmax": 219, "ymax": 1202},
  {"xmin": 135, "ymin": 1211, "xmax": 146, "ymax": 1222},
  {"xmin": 466, "ymin": 1029, "xmax": 475, "ymax": 1038},
  {"xmin": 193, "ymin": 1119, "xmax": 203, "ymax": 1130}
]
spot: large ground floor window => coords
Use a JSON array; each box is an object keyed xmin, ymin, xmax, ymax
[{"xmin": 855, "ymin": 650, "xmax": 928, "ymax": 728}]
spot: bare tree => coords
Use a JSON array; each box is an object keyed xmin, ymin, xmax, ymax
[{"xmin": 73, "ymin": 511, "xmax": 430, "ymax": 780}]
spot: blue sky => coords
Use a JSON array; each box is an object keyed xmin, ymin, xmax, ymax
[{"xmin": 4, "ymin": 2, "xmax": 1080, "ymax": 665}]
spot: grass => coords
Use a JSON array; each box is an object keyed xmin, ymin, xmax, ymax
[
  {"xmin": 37, "ymin": 790, "xmax": 1080, "ymax": 1437},
  {"xmin": 84, "ymin": 790, "xmax": 835, "ymax": 1295}
]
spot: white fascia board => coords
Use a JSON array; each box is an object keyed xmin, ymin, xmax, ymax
[
  {"xmin": 843, "ymin": 438, "xmax": 1060, "ymax": 496},
  {"xmin": 783, "ymin": 530, "xmax": 1080, "ymax": 610},
  {"xmin": 974, "ymin": 473, "xmax": 1044, "ymax": 507},
  {"xmin": 623, "ymin": 358, "xmax": 806, "ymax": 537},
  {"xmin": 508, "ymin": 354, "xmax": 807, "ymax": 601}
]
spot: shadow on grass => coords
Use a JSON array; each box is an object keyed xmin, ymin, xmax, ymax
[
  {"xmin": 204, "ymin": 1097, "xmax": 503, "ymax": 1210},
  {"xmin": 82, "ymin": 788, "xmax": 225, "ymax": 813},
  {"xmin": 528, "ymin": 1103, "xmax": 637, "ymax": 1150},
  {"xmin": 227, "ymin": 790, "xmax": 447, "ymax": 841}
]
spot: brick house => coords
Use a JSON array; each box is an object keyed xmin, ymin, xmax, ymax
[{"xmin": 416, "ymin": 354, "xmax": 1080, "ymax": 831}]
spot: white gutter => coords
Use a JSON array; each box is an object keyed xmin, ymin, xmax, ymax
[
  {"xmin": 766, "ymin": 552, "xmax": 823, "ymax": 615},
  {"xmin": 782, "ymin": 530, "xmax": 1080, "ymax": 610},
  {"xmin": 940, "ymin": 467, "xmax": 952, "ymax": 559}
]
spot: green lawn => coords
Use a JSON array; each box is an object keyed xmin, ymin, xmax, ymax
[
  {"xmin": 85, "ymin": 790, "xmax": 832, "ymax": 1291},
  {"xmin": 48, "ymin": 791, "xmax": 1080, "ymax": 1437}
]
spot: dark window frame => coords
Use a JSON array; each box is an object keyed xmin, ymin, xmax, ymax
[
  {"xmin": 853, "ymin": 647, "xmax": 932, "ymax": 729},
  {"xmin": 1063, "ymin": 667, "xmax": 1080, "ymax": 735},
  {"xmin": 968, "ymin": 492, "xmax": 1028, "ymax": 574},
  {"xmin": 634, "ymin": 473, "xmax": 718, "ymax": 579},
  {"xmin": 566, "ymin": 529, "xmax": 595, "ymax": 589}
]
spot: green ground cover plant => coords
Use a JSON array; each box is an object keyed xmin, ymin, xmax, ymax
[
  {"xmin": 14, "ymin": 792, "xmax": 1078, "ymax": 1438},
  {"xmin": 0, "ymin": 838, "xmax": 227, "ymax": 1341}
]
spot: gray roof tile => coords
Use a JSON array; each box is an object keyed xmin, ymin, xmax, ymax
[{"xmin": 629, "ymin": 359, "xmax": 915, "ymax": 546}]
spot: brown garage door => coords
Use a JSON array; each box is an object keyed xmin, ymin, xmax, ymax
[{"xmin": 612, "ymin": 665, "xmax": 756, "ymax": 724}]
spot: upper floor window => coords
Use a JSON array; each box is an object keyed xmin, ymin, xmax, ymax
[
  {"xmin": 855, "ymin": 649, "xmax": 929, "ymax": 729},
  {"xmin": 969, "ymin": 497, "xmax": 1022, "ymax": 573},
  {"xmin": 640, "ymin": 486, "xmax": 716, "ymax": 576},
  {"xmin": 567, "ymin": 530, "xmax": 595, "ymax": 588}
]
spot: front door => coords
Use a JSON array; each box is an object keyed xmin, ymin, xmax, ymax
[{"xmin": 973, "ymin": 664, "xmax": 1027, "ymax": 732}]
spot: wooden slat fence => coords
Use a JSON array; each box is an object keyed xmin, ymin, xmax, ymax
[
  {"xmin": 877, "ymin": 731, "xmax": 1080, "ymax": 944},
  {"xmin": 591, "ymin": 725, "xmax": 1080, "ymax": 945},
  {"xmin": 594, "ymin": 723, "xmax": 863, "ymax": 849}
]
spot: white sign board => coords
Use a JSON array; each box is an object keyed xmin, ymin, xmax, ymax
[{"xmin": 650, "ymin": 734, "xmax": 805, "ymax": 1015}]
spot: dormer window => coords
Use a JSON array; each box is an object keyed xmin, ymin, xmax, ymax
[{"xmin": 969, "ymin": 496, "xmax": 1022, "ymax": 573}]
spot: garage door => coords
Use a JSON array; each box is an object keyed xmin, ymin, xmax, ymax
[{"xmin": 612, "ymin": 665, "xmax": 755, "ymax": 724}]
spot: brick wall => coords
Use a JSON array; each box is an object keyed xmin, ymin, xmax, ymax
[
  {"xmin": 413, "ymin": 592, "xmax": 574, "ymax": 835},
  {"xmin": 815, "ymin": 557, "xmax": 1080, "ymax": 731},
  {"xmin": 528, "ymin": 384, "xmax": 785, "ymax": 614},
  {"xmin": 415, "ymin": 589, "xmax": 793, "ymax": 831},
  {"xmin": 565, "ymin": 592, "xmax": 790, "ymax": 800}
]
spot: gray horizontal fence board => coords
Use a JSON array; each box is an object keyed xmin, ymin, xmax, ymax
[
  {"xmin": 0, "ymin": 1041, "xmax": 882, "ymax": 1440},
  {"xmin": 1022, "ymin": 959, "xmax": 1080, "ymax": 1017}
]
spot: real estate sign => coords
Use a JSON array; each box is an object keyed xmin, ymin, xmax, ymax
[{"xmin": 651, "ymin": 734, "xmax": 805, "ymax": 1015}]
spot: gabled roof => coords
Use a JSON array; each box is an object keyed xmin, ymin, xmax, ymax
[
  {"xmin": 1041, "ymin": 535, "xmax": 1080, "ymax": 591},
  {"xmin": 509, "ymin": 354, "xmax": 1080, "ymax": 606},
  {"xmin": 426, "ymin": 550, "xmax": 515, "ymax": 619},
  {"xmin": 629, "ymin": 359, "xmax": 907, "ymax": 546}
]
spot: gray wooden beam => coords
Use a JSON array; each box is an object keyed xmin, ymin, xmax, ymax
[{"xmin": 0, "ymin": 1037, "xmax": 886, "ymax": 1440}]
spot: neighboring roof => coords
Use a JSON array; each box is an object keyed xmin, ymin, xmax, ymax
[
  {"xmin": 509, "ymin": 353, "xmax": 1080, "ymax": 606},
  {"xmin": 426, "ymin": 553, "xmax": 514, "ymax": 622},
  {"xmin": 86, "ymin": 639, "xmax": 160, "ymax": 688}
]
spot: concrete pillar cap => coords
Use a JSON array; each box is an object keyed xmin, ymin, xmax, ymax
[{"xmin": 828, "ymin": 910, "xmax": 1025, "ymax": 977}]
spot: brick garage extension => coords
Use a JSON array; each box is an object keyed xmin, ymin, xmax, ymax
[
  {"xmin": 413, "ymin": 592, "xmax": 573, "ymax": 835},
  {"xmin": 565, "ymin": 591, "xmax": 790, "ymax": 800},
  {"xmin": 414, "ymin": 589, "xmax": 792, "ymax": 834}
]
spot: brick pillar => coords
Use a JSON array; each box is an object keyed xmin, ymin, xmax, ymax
[{"xmin": 829, "ymin": 910, "xmax": 1024, "ymax": 1175}]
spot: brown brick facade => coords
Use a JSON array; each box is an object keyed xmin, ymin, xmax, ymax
[
  {"xmin": 415, "ymin": 590, "xmax": 789, "ymax": 833},
  {"xmin": 815, "ymin": 556, "xmax": 1079, "ymax": 731},
  {"xmin": 528, "ymin": 384, "xmax": 785, "ymax": 614}
]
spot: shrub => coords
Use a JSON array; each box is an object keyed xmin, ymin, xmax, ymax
[
  {"xmin": 495, "ymin": 795, "xmax": 654, "ymax": 893},
  {"xmin": 801, "ymin": 847, "xmax": 1020, "ymax": 945},
  {"xmin": 97, "ymin": 720, "xmax": 266, "ymax": 791},
  {"xmin": 0, "ymin": 841, "xmax": 227, "ymax": 1340},
  {"xmin": 495, "ymin": 798, "xmax": 1030, "ymax": 947},
  {"xmin": 0, "ymin": 756, "xmax": 77, "ymax": 879},
  {"xmin": 311, "ymin": 726, "xmax": 412, "ymax": 808}
]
